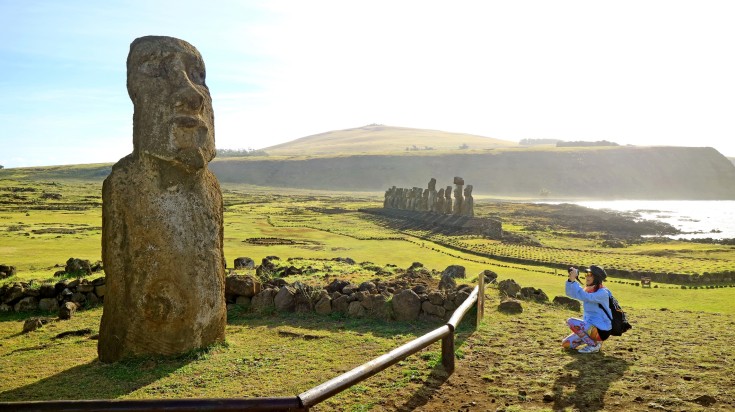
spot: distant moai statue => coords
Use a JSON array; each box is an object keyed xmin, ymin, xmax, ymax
[
  {"xmin": 436, "ymin": 187, "xmax": 445, "ymax": 213},
  {"xmin": 444, "ymin": 185, "xmax": 453, "ymax": 214},
  {"xmin": 384, "ymin": 186, "xmax": 393, "ymax": 208},
  {"xmin": 421, "ymin": 188, "xmax": 430, "ymax": 211},
  {"xmin": 99, "ymin": 36, "xmax": 226, "ymax": 362},
  {"xmin": 462, "ymin": 184, "xmax": 474, "ymax": 217},
  {"xmin": 413, "ymin": 187, "xmax": 423, "ymax": 211},
  {"xmin": 427, "ymin": 178, "xmax": 437, "ymax": 212},
  {"xmin": 453, "ymin": 177, "xmax": 464, "ymax": 216}
]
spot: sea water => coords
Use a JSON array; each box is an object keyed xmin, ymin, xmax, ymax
[{"xmin": 573, "ymin": 200, "xmax": 735, "ymax": 239}]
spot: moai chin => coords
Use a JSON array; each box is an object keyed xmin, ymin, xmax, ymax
[{"xmin": 98, "ymin": 36, "xmax": 226, "ymax": 362}]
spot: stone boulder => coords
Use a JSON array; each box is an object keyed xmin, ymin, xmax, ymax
[
  {"xmin": 251, "ymin": 288, "xmax": 278, "ymax": 312},
  {"xmin": 0, "ymin": 264, "xmax": 16, "ymax": 279},
  {"xmin": 332, "ymin": 294, "xmax": 351, "ymax": 314},
  {"xmin": 407, "ymin": 262, "xmax": 424, "ymax": 271},
  {"xmin": 553, "ymin": 296, "xmax": 581, "ymax": 312},
  {"xmin": 326, "ymin": 279, "xmax": 350, "ymax": 294},
  {"xmin": 422, "ymin": 301, "xmax": 447, "ymax": 318},
  {"xmin": 59, "ymin": 302, "xmax": 78, "ymax": 320},
  {"xmin": 454, "ymin": 289, "xmax": 471, "ymax": 307},
  {"xmin": 39, "ymin": 284, "xmax": 57, "ymax": 298},
  {"xmin": 348, "ymin": 301, "xmax": 366, "ymax": 317},
  {"xmin": 314, "ymin": 296, "xmax": 332, "ymax": 315},
  {"xmin": 256, "ymin": 257, "xmax": 279, "ymax": 279},
  {"xmin": 225, "ymin": 274, "xmax": 260, "ymax": 298},
  {"xmin": 498, "ymin": 298, "xmax": 523, "ymax": 314},
  {"xmin": 65, "ymin": 258, "xmax": 92, "ymax": 276},
  {"xmin": 23, "ymin": 318, "xmax": 46, "ymax": 333},
  {"xmin": 39, "ymin": 298, "xmax": 60, "ymax": 312},
  {"xmin": 358, "ymin": 281, "xmax": 377, "ymax": 293},
  {"xmin": 233, "ymin": 257, "xmax": 255, "ymax": 269},
  {"xmin": 392, "ymin": 289, "xmax": 422, "ymax": 321},
  {"xmin": 498, "ymin": 279, "xmax": 521, "ymax": 298},
  {"xmin": 274, "ymin": 285, "xmax": 296, "ymax": 312},
  {"xmin": 438, "ymin": 274, "xmax": 457, "ymax": 291},
  {"xmin": 332, "ymin": 257, "xmax": 355, "ymax": 265},
  {"xmin": 520, "ymin": 287, "xmax": 549, "ymax": 303},
  {"xmin": 2, "ymin": 283, "xmax": 25, "ymax": 305},
  {"xmin": 282, "ymin": 266, "xmax": 303, "ymax": 277},
  {"xmin": 480, "ymin": 270, "xmax": 498, "ymax": 284},
  {"xmin": 14, "ymin": 296, "xmax": 39, "ymax": 312},
  {"xmin": 442, "ymin": 265, "xmax": 466, "ymax": 279},
  {"xmin": 364, "ymin": 294, "xmax": 391, "ymax": 320}
]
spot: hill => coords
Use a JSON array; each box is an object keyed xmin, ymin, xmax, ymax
[
  {"xmin": 261, "ymin": 124, "xmax": 518, "ymax": 155},
  {"xmin": 3, "ymin": 127, "xmax": 735, "ymax": 199},
  {"xmin": 211, "ymin": 146, "xmax": 735, "ymax": 199}
]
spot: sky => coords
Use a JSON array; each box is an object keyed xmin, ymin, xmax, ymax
[{"xmin": 1, "ymin": 0, "xmax": 734, "ymax": 168}]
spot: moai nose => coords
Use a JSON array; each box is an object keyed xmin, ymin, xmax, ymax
[{"xmin": 174, "ymin": 83, "xmax": 205, "ymax": 113}]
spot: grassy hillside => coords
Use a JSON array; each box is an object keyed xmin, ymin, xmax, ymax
[
  {"xmin": 262, "ymin": 124, "xmax": 518, "ymax": 155},
  {"xmin": 211, "ymin": 146, "xmax": 735, "ymax": 199}
]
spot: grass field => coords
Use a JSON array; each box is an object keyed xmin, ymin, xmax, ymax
[{"xmin": 1, "ymin": 176, "xmax": 734, "ymax": 410}]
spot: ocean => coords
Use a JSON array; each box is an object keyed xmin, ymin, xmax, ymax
[{"xmin": 572, "ymin": 200, "xmax": 735, "ymax": 239}]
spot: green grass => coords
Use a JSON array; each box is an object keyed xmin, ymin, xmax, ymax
[{"xmin": 1, "ymin": 176, "xmax": 735, "ymax": 410}]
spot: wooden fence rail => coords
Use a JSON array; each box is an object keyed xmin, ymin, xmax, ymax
[{"xmin": 1, "ymin": 280, "xmax": 485, "ymax": 412}]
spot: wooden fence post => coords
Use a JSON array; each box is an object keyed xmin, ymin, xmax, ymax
[{"xmin": 441, "ymin": 333, "xmax": 455, "ymax": 373}]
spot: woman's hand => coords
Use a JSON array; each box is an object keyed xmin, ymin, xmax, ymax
[{"xmin": 568, "ymin": 267, "xmax": 579, "ymax": 281}]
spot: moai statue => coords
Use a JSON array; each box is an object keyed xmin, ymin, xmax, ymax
[
  {"xmin": 421, "ymin": 188, "xmax": 430, "ymax": 211},
  {"xmin": 453, "ymin": 177, "xmax": 464, "ymax": 216},
  {"xmin": 99, "ymin": 36, "xmax": 226, "ymax": 362},
  {"xmin": 462, "ymin": 184, "xmax": 474, "ymax": 217},
  {"xmin": 427, "ymin": 178, "xmax": 437, "ymax": 212},
  {"xmin": 444, "ymin": 185, "xmax": 453, "ymax": 214},
  {"xmin": 436, "ymin": 187, "xmax": 445, "ymax": 213},
  {"xmin": 384, "ymin": 187, "xmax": 392, "ymax": 208},
  {"xmin": 413, "ymin": 187, "xmax": 423, "ymax": 211}
]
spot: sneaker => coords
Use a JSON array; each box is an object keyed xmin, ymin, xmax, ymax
[{"xmin": 578, "ymin": 343, "xmax": 601, "ymax": 353}]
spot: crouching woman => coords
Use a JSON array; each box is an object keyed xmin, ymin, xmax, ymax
[{"xmin": 561, "ymin": 265, "xmax": 612, "ymax": 353}]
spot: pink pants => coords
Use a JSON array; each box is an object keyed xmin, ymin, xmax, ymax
[{"xmin": 561, "ymin": 318, "xmax": 602, "ymax": 349}]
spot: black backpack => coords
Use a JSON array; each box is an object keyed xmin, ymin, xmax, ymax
[{"xmin": 598, "ymin": 290, "xmax": 632, "ymax": 336}]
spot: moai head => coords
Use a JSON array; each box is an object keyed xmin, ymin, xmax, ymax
[
  {"xmin": 127, "ymin": 36, "xmax": 215, "ymax": 171},
  {"xmin": 464, "ymin": 184, "xmax": 473, "ymax": 196},
  {"xmin": 445, "ymin": 186, "xmax": 452, "ymax": 199},
  {"xmin": 428, "ymin": 178, "xmax": 436, "ymax": 191}
]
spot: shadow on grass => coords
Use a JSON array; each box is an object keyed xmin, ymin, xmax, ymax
[
  {"xmin": 552, "ymin": 352, "xmax": 630, "ymax": 411},
  {"xmin": 0, "ymin": 351, "xmax": 200, "ymax": 402},
  {"xmin": 395, "ymin": 308, "xmax": 479, "ymax": 411},
  {"xmin": 227, "ymin": 307, "xmax": 440, "ymax": 339}
]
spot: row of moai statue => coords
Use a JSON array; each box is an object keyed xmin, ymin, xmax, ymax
[{"xmin": 384, "ymin": 177, "xmax": 474, "ymax": 217}]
